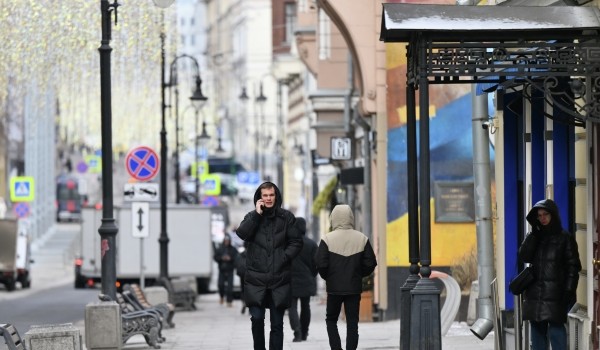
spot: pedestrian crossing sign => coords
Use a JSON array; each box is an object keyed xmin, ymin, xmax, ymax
[
  {"xmin": 85, "ymin": 155, "xmax": 102, "ymax": 174},
  {"xmin": 10, "ymin": 176, "xmax": 35, "ymax": 202},
  {"xmin": 200, "ymin": 174, "xmax": 221, "ymax": 196}
]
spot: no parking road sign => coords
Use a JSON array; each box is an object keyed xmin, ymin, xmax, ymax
[{"xmin": 126, "ymin": 146, "xmax": 160, "ymax": 182}]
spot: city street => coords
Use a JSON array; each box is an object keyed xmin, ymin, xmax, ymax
[{"xmin": 0, "ymin": 217, "xmax": 495, "ymax": 350}]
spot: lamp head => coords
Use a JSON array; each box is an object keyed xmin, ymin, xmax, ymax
[
  {"xmin": 190, "ymin": 76, "xmax": 208, "ymax": 110},
  {"xmin": 255, "ymin": 83, "xmax": 267, "ymax": 104},
  {"xmin": 198, "ymin": 121, "xmax": 211, "ymax": 144},
  {"xmin": 239, "ymin": 87, "xmax": 249, "ymax": 101},
  {"xmin": 153, "ymin": 0, "xmax": 175, "ymax": 8}
]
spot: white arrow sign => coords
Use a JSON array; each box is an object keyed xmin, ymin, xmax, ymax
[
  {"xmin": 131, "ymin": 202, "xmax": 149, "ymax": 238},
  {"xmin": 123, "ymin": 183, "xmax": 159, "ymax": 202}
]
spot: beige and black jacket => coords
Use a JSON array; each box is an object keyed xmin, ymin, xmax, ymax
[{"xmin": 316, "ymin": 204, "xmax": 377, "ymax": 295}]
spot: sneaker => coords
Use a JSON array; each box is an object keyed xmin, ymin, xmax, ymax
[{"xmin": 219, "ymin": 297, "xmax": 224, "ymax": 305}]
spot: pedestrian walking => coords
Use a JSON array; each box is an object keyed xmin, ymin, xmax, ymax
[
  {"xmin": 316, "ymin": 204, "xmax": 377, "ymax": 350},
  {"xmin": 213, "ymin": 233, "xmax": 239, "ymax": 307},
  {"xmin": 236, "ymin": 181, "xmax": 303, "ymax": 350},
  {"xmin": 235, "ymin": 241, "xmax": 248, "ymax": 314},
  {"xmin": 518, "ymin": 198, "xmax": 581, "ymax": 350},
  {"xmin": 288, "ymin": 217, "xmax": 318, "ymax": 342}
]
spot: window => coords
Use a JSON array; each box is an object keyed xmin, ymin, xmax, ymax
[
  {"xmin": 191, "ymin": 17, "xmax": 195, "ymax": 26},
  {"xmin": 191, "ymin": 35, "xmax": 196, "ymax": 46},
  {"xmin": 284, "ymin": 3, "xmax": 297, "ymax": 44},
  {"xmin": 318, "ymin": 9, "xmax": 331, "ymax": 60},
  {"xmin": 181, "ymin": 35, "xmax": 185, "ymax": 46}
]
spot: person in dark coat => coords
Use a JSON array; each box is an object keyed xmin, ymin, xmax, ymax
[
  {"xmin": 288, "ymin": 217, "xmax": 318, "ymax": 342},
  {"xmin": 235, "ymin": 241, "xmax": 248, "ymax": 314},
  {"xmin": 236, "ymin": 181, "xmax": 303, "ymax": 350},
  {"xmin": 316, "ymin": 204, "xmax": 377, "ymax": 350},
  {"xmin": 213, "ymin": 233, "xmax": 239, "ymax": 307},
  {"xmin": 518, "ymin": 198, "xmax": 581, "ymax": 350}
]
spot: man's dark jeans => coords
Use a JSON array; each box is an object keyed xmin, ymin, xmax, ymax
[
  {"xmin": 249, "ymin": 293, "xmax": 286, "ymax": 350},
  {"xmin": 217, "ymin": 270, "xmax": 234, "ymax": 303},
  {"xmin": 288, "ymin": 296, "xmax": 311, "ymax": 339},
  {"xmin": 326, "ymin": 293, "xmax": 361, "ymax": 350}
]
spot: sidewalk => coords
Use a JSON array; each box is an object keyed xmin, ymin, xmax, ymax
[
  {"xmin": 115, "ymin": 292, "xmax": 495, "ymax": 350},
  {"xmin": 19, "ymin": 224, "xmax": 495, "ymax": 349}
]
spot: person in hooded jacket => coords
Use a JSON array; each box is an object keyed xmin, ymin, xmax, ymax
[
  {"xmin": 518, "ymin": 198, "xmax": 581, "ymax": 350},
  {"xmin": 236, "ymin": 181, "xmax": 303, "ymax": 350},
  {"xmin": 213, "ymin": 233, "xmax": 239, "ymax": 307},
  {"xmin": 316, "ymin": 204, "xmax": 377, "ymax": 350},
  {"xmin": 288, "ymin": 217, "xmax": 318, "ymax": 342}
]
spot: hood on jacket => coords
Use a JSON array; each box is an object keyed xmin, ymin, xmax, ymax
[
  {"xmin": 526, "ymin": 198, "xmax": 563, "ymax": 233},
  {"xmin": 330, "ymin": 204, "xmax": 355, "ymax": 231},
  {"xmin": 295, "ymin": 217, "xmax": 306, "ymax": 235},
  {"xmin": 253, "ymin": 181, "xmax": 283, "ymax": 210}
]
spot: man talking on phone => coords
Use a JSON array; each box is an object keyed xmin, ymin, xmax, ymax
[{"xmin": 236, "ymin": 181, "xmax": 303, "ymax": 350}]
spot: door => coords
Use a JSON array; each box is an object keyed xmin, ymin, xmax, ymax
[{"xmin": 593, "ymin": 123, "xmax": 600, "ymax": 350}]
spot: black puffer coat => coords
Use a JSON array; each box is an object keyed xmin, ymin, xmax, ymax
[
  {"xmin": 518, "ymin": 199, "xmax": 581, "ymax": 323},
  {"xmin": 236, "ymin": 182, "xmax": 303, "ymax": 309},
  {"xmin": 290, "ymin": 218, "xmax": 318, "ymax": 298}
]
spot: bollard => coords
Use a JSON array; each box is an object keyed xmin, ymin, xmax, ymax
[
  {"xmin": 85, "ymin": 301, "xmax": 122, "ymax": 350},
  {"xmin": 24, "ymin": 323, "xmax": 82, "ymax": 350}
]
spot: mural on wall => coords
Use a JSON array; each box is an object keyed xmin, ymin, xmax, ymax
[{"xmin": 385, "ymin": 17, "xmax": 495, "ymax": 269}]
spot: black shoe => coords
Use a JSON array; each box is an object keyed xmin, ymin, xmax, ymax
[{"xmin": 293, "ymin": 336, "xmax": 302, "ymax": 342}]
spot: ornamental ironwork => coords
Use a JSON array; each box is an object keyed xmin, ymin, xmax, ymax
[{"xmin": 407, "ymin": 37, "xmax": 600, "ymax": 124}]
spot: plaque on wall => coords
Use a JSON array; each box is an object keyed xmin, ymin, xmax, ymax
[{"xmin": 434, "ymin": 181, "xmax": 475, "ymax": 223}]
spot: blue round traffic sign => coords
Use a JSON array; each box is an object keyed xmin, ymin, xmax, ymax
[
  {"xmin": 125, "ymin": 146, "xmax": 160, "ymax": 181},
  {"xmin": 13, "ymin": 202, "xmax": 30, "ymax": 218}
]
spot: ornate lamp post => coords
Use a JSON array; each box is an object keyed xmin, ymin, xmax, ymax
[
  {"xmin": 97, "ymin": 0, "xmax": 175, "ymax": 302},
  {"xmin": 190, "ymin": 77, "xmax": 208, "ymax": 203},
  {"xmin": 195, "ymin": 120, "xmax": 210, "ymax": 202},
  {"xmin": 255, "ymin": 83, "xmax": 267, "ymax": 178},
  {"xmin": 169, "ymin": 55, "xmax": 206, "ymax": 203},
  {"xmin": 98, "ymin": 0, "xmax": 120, "ymax": 300}
]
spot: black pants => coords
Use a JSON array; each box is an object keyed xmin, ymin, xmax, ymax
[
  {"xmin": 249, "ymin": 290, "xmax": 286, "ymax": 350},
  {"xmin": 326, "ymin": 293, "xmax": 361, "ymax": 350},
  {"xmin": 288, "ymin": 296, "xmax": 311, "ymax": 338},
  {"xmin": 217, "ymin": 270, "xmax": 234, "ymax": 303}
]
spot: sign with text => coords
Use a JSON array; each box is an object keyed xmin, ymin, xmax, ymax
[{"xmin": 434, "ymin": 181, "xmax": 475, "ymax": 223}]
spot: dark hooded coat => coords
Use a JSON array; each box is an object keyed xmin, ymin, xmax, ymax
[
  {"xmin": 316, "ymin": 204, "xmax": 377, "ymax": 295},
  {"xmin": 236, "ymin": 182, "xmax": 303, "ymax": 309},
  {"xmin": 290, "ymin": 217, "xmax": 318, "ymax": 298},
  {"xmin": 518, "ymin": 199, "xmax": 581, "ymax": 323}
]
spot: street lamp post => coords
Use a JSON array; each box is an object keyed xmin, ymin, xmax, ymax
[
  {"xmin": 194, "ymin": 118, "xmax": 210, "ymax": 202},
  {"xmin": 190, "ymin": 77, "xmax": 208, "ymax": 203},
  {"xmin": 98, "ymin": 0, "xmax": 119, "ymax": 300},
  {"xmin": 168, "ymin": 54, "xmax": 206, "ymax": 203},
  {"xmin": 155, "ymin": 0, "xmax": 176, "ymax": 284},
  {"xmin": 255, "ymin": 83, "xmax": 267, "ymax": 178},
  {"xmin": 158, "ymin": 47, "xmax": 207, "ymax": 281}
]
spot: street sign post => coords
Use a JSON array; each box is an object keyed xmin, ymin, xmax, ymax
[
  {"xmin": 331, "ymin": 136, "xmax": 352, "ymax": 160},
  {"xmin": 131, "ymin": 202, "xmax": 150, "ymax": 238},
  {"xmin": 123, "ymin": 183, "xmax": 159, "ymax": 202},
  {"xmin": 131, "ymin": 201, "xmax": 149, "ymax": 289},
  {"xmin": 10, "ymin": 176, "xmax": 35, "ymax": 202},
  {"xmin": 125, "ymin": 146, "xmax": 160, "ymax": 182},
  {"xmin": 13, "ymin": 202, "xmax": 30, "ymax": 218}
]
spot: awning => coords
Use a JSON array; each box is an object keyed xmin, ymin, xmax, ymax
[{"xmin": 380, "ymin": 4, "xmax": 600, "ymax": 42}]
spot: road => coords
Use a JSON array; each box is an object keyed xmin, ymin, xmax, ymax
[
  {"xmin": 0, "ymin": 223, "xmax": 98, "ymax": 334},
  {"xmin": 0, "ymin": 195, "xmax": 248, "ymax": 335}
]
